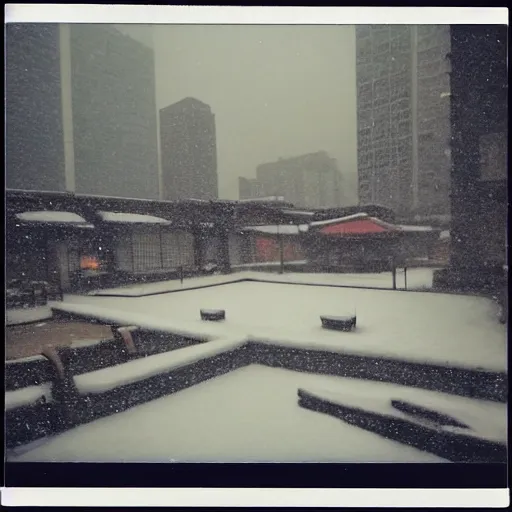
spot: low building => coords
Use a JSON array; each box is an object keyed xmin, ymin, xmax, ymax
[
  {"xmin": 238, "ymin": 225, "xmax": 307, "ymax": 266},
  {"xmin": 256, "ymin": 151, "xmax": 344, "ymax": 209},
  {"xmin": 5, "ymin": 189, "xmax": 293, "ymax": 292},
  {"xmin": 238, "ymin": 177, "xmax": 266, "ymax": 200},
  {"xmin": 303, "ymin": 214, "xmax": 440, "ymax": 272}
]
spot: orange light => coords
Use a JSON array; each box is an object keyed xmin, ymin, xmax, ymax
[{"xmin": 80, "ymin": 255, "xmax": 100, "ymax": 270}]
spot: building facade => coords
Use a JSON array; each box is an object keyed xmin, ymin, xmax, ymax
[
  {"xmin": 68, "ymin": 24, "xmax": 159, "ymax": 199},
  {"xmin": 238, "ymin": 177, "xmax": 266, "ymax": 200},
  {"xmin": 5, "ymin": 23, "xmax": 160, "ymax": 199},
  {"xmin": 356, "ymin": 25, "xmax": 452, "ymax": 221},
  {"xmin": 6, "ymin": 24, "xmax": 66, "ymax": 192},
  {"xmin": 160, "ymin": 97, "xmax": 218, "ymax": 201},
  {"xmin": 434, "ymin": 25, "xmax": 507, "ymax": 294},
  {"xmin": 254, "ymin": 151, "xmax": 343, "ymax": 209}
]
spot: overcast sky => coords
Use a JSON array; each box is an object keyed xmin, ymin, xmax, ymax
[{"xmin": 121, "ymin": 24, "xmax": 358, "ymax": 202}]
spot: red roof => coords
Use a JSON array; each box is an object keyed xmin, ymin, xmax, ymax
[{"xmin": 319, "ymin": 218, "xmax": 397, "ymax": 236}]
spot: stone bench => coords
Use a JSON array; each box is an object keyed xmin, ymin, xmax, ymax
[
  {"xmin": 200, "ymin": 309, "xmax": 226, "ymax": 321},
  {"xmin": 320, "ymin": 315, "xmax": 357, "ymax": 331}
]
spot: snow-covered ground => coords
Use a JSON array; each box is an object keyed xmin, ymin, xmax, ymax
[
  {"xmin": 6, "ymin": 306, "xmax": 53, "ymax": 326},
  {"xmin": 89, "ymin": 268, "xmax": 436, "ymax": 297},
  {"xmin": 7, "ymin": 365, "xmax": 466, "ymax": 463},
  {"xmin": 54, "ymin": 279, "xmax": 506, "ymax": 371}
]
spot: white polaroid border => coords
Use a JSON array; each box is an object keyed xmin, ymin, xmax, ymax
[
  {"xmin": 3, "ymin": 3, "xmax": 509, "ymax": 509},
  {"xmin": 1, "ymin": 487, "xmax": 510, "ymax": 508},
  {"xmin": 4, "ymin": 5, "xmax": 509, "ymax": 25}
]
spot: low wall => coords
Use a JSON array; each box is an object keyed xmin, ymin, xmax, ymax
[
  {"xmin": 5, "ymin": 343, "xmax": 252, "ymax": 448},
  {"xmin": 247, "ymin": 341, "xmax": 507, "ymax": 403},
  {"xmin": 6, "ymin": 357, "xmax": 55, "ymax": 391},
  {"xmin": 5, "ymin": 401, "xmax": 62, "ymax": 449},
  {"xmin": 5, "ymin": 337, "xmax": 507, "ymax": 450},
  {"xmin": 61, "ymin": 345, "xmax": 252, "ymax": 429},
  {"xmin": 298, "ymin": 389, "xmax": 506, "ymax": 463}
]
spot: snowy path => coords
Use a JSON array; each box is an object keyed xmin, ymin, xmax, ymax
[
  {"xmin": 53, "ymin": 279, "xmax": 506, "ymax": 371},
  {"xmin": 8, "ymin": 365, "xmax": 459, "ymax": 462}
]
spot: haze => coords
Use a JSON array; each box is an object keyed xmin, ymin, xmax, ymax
[{"xmin": 146, "ymin": 24, "xmax": 358, "ymax": 202}]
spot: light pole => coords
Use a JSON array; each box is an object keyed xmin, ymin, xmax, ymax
[{"xmin": 278, "ymin": 224, "xmax": 285, "ymax": 275}]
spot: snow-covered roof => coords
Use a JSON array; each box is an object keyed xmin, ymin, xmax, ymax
[
  {"xmin": 15, "ymin": 211, "xmax": 93, "ymax": 228},
  {"xmin": 309, "ymin": 213, "xmax": 370, "ymax": 228},
  {"xmin": 98, "ymin": 211, "xmax": 171, "ymax": 225},
  {"xmin": 309, "ymin": 215, "xmax": 435, "ymax": 234},
  {"xmin": 242, "ymin": 224, "xmax": 309, "ymax": 235},
  {"xmin": 281, "ymin": 208, "xmax": 315, "ymax": 217},
  {"xmin": 238, "ymin": 196, "xmax": 285, "ymax": 203},
  {"xmin": 412, "ymin": 214, "xmax": 451, "ymax": 224},
  {"xmin": 397, "ymin": 225, "xmax": 434, "ymax": 233}
]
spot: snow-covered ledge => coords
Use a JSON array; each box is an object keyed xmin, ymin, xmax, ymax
[
  {"xmin": 5, "ymin": 383, "xmax": 53, "ymax": 411},
  {"xmin": 6, "ymin": 306, "xmax": 53, "ymax": 326},
  {"xmin": 73, "ymin": 336, "xmax": 248, "ymax": 394}
]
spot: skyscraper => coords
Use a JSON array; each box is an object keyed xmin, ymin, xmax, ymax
[
  {"xmin": 6, "ymin": 24, "xmax": 66, "ymax": 192},
  {"xmin": 356, "ymin": 25, "xmax": 452, "ymax": 221},
  {"xmin": 159, "ymin": 97, "xmax": 218, "ymax": 201},
  {"xmin": 5, "ymin": 23, "xmax": 160, "ymax": 199},
  {"xmin": 255, "ymin": 151, "xmax": 343, "ymax": 209}
]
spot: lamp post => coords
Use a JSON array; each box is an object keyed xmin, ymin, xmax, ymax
[{"xmin": 278, "ymin": 223, "xmax": 285, "ymax": 275}]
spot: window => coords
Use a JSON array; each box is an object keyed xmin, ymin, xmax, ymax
[
  {"xmin": 161, "ymin": 230, "xmax": 195, "ymax": 268},
  {"xmin": 115, "ymin": 235, "xmax": 134, "ymax": 272},
  {"xmin": 373, "ymin": 78, "xmax": 389, "ymax": 98},
  {"xmin": 132, "ymin": 231, "xmax": 162, "ymax": 272}
]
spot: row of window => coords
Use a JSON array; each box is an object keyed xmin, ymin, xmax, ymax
[{"xmin": 115, "ymin": 230, "xmax": 195, "ymax": 273}]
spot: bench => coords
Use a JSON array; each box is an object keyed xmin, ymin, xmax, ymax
[
  {"xmin": 320, "ymin": 315, "xmax": 357, "ymax": 332},
  {"xmin": 200, "ymin": 309, "xmax": 226, "ymax": 321}
]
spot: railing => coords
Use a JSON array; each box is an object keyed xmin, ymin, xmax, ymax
[{"xmin": 6, "ymin": 280, "xmax": 63, "ymax": 309}]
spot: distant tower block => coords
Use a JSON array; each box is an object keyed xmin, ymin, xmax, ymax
[
  {"xmin": 160, "ymin": 97, "xmax": 218, "ymax": 201},
  {"xmin": 200, "ymin": 309, "xmax": 226, "ymax": 321}
]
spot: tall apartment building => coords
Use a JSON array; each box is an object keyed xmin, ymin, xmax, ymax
[
  {"xmin": 254, "ymin": 151, "xmax": 343, "ymax": 209},
  {"xmin": 159, "ymin": 97, "xmax": 218, "ymax": 201},
  {"xmin": 5, "ymin": 23, "xmax": 159, "ymax": 199},
  {"xmin": 356, "ymin": 25, "xmax": 452, "ymax": 221},
  {"xmin": 6, "ymin": 24, "xmax": 66, "ymax": 192}
]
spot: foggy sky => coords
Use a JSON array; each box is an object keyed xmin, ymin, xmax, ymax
[{"xmin": 149, "ymin": 25, "xmax": 358, "ymax": 203}]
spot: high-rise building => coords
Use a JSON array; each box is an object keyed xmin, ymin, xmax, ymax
[
  {"xmin": 356, "ymin": 25, "xmax": 452, "ymax": 221},
  {"xmin": 5, "ymin": 23, "xmax": 159, "ymax": 199},
  {"xmin": 254, "ymin": 151, "xmax": 343, "ymax": 209},
  {"xmin": 6, "ymin": 24, "xmax": 66, "ymax": 192},
  {"xmin": 159, "ymin": 97, "xmax": 218, "ymax": 201}
]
